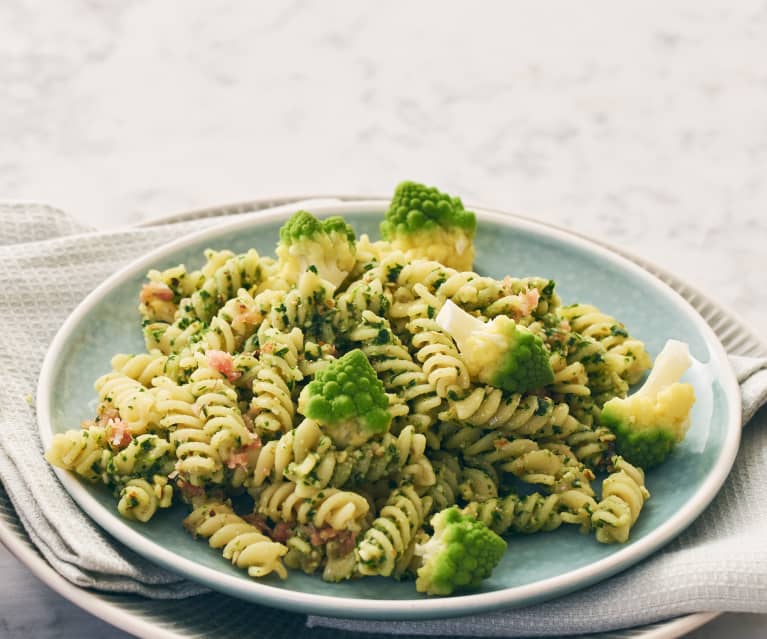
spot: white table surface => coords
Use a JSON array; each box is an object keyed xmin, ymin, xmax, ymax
[{"xmin": 1, "ymin": 1, "xmax": 765, "ymax": 637}]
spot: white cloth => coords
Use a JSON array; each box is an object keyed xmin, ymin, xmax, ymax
[{"xmin": 0, "ymin": 203, "xmax": 765, "ymax": 632}]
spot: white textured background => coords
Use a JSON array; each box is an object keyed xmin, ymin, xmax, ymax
[{"xmin": 1, "ymin": 1, "xmax": 766, "ymax": 637}]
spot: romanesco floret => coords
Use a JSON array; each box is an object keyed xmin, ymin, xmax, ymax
[
  {"xmin": 600, "ymin": 339, "xmax": 696, "ymax": 468},
  {"xmin": 436, "ymin": 300, "xmax": 554, "ymax": 393},
  {"xmin": 298, "ymin": 349, "xmax": 391, "ymax": 447},
  {"xmin": 381, "ymin": 181, "xmax": 477, "ymax": 271},
  {"xmin": 415, "ymin": 506, "xmax": 506, "ymax": 596},
  {"xmin": 276, "ymin": 210, "xmax": 357, "ymax": 288}
]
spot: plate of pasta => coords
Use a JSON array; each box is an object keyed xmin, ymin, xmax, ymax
[{"xmin": 38, "ymin": 183, "xmax": 741, "ymax": 620}]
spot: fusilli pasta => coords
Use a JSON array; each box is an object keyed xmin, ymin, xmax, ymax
[{"xmin": 46, "ymin": 195, "xmax": 675, "ymax": 593}]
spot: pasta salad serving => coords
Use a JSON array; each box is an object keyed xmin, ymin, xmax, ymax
[{"xmin": 46, "ymin": 181, "xmax": 696, "ymax": 596}]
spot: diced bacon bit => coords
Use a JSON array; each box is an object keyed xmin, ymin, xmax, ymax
[
  {"xmin": 332, "ymin": 530, "xmax": 357, "ymax": 556},
  {"xmin": 107, "ymin": 419, "xmax": 132, "ymax": 449},
  {"xmin": 272, "ymin": 521, "xmax": 293, "ymax": 544},
  {"xmin": 225, "ymin": 451, "xmax": 249, "ymax": 470},
  {"xmin": 225, "ymin": 439, "xmax": 262, "ymax": 470},
  {"xmin": 500, "ymin": 279, "xmax": 538, "ymax": 317},
  {"xmin": 501, "ymin": 276, "xmax": 516, "ymax": 296},
  {"xmin": 308, "ymin": 525, "xmax": 344, "ymax": 547},
  {"xmin": 559, "ymin": 319, "xmax": 571, "ymax": 332},
  {"xmin": 519, "ymin": 288, "xmax": 540, "ymax": 317},
  {"xmin": 241, "ymin": 412, "xmax": 255, "ymax": 432},
  {"xmin": 206, "ymin": 350, "xmax": 241, "ymax": 382},
  {"xmin": 242, "ymin": 513, "xmax": 271, "ymax": 534},
  {"xmin": 140, "ymin": 282, "xmax": 174, "ymax": 304},
  {"xmin": 306, "ymin": 525, "xmax": 356, "ymax": 554},
  {"xmin": 260, "ymin": 342, "xmax": 276, "ymax": 354},
  {"xmin": 177, "ymin": 480, "xmax": 206, "ymax": 500}
]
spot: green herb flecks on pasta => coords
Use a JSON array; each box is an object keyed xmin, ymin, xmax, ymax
[{"xmin": 46, "ymin": 181, "xmax": 687, "ymax": 596}]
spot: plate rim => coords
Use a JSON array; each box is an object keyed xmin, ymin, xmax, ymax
[{"xmin": 36, "ymin": 200, "xmax": 742, "ymax": 620}]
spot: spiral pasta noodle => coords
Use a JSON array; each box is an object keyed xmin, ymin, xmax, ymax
[
  {"xmin": 424, "ymin": 452, "xmax": 461, "ymax": 514},
  {"xmin": 369, "ymin": 254, "xmax": 559, "ymax": 321},
  {"xmin": 256, "ymin": 481, "xmax": 370, "ymax": 532},
  {"xmin": 553, "ymin": 425, "xmax": 616, "ymax": 469},
  {"xmin": 250, "ymin": 420, "xmax": 433, "ymax": 497},
  {"xmin": 160, "ymin": 364, "xmax": 256, "ymax": 487},
  {"xmin": 563, "ymin": 333, "xmax": 628, "ymax": 408},
  {"xmin": 248, "ymin": 325, "xmax": 304, "ymax": 437},
  {"xmin": 405, "ymin": 315, "xmax": 471, "ymax": 399},
  {"xmin": 439, "ymin": 387, "xmax": 585, "ymax": 441},
  {"xmin": 117, "ymin": 476, "xmax": 173, "ymax": 522},
  {"xmin": 348, "ymin": 311, "xmax": 439, "ymax": 433},
  {"xmin": 184, "ymin": 502, "xmax": 288, "ymax": 578},
  {"xmin": 258, "ymin": 270, "xmax": 335, "ymax": 341},
  {"xmin": 557, "ymin": 304, "xmax": 652, "ymax": 385},
  {"xmin": 138, "ymin": 264, "xmax": 201, "ymax": 324},
  {"xmin": 143, "ymin": 318, "xmax": 205, "ymax": 356},
  {"xmin": 464, "ymin": 489, "xmax": 598, "ymax": 536},
  {"xmin": 95, "ymin": 373, "xmax": 159, "ymax": 435},
  {"xmin": 179, "ymin": 249, "xmax": 266, "ymax": 324},
  {"xmin": 45, "ymin": 426, "xmax": 110, "ymax": 482},
  {"xmin": 105, "ymin": 433, "xmax": 174, "ymax": 481},
  {"xmin": 298, "ymin": 340, "xmax": 337, "ymax": 378},
  {"xmin": 198, "ymin": 288, "xmax": 264, "ymax": 354},
  {"xmin": 143, "ymin": 249, "xmax": 267, "ymax": 355},
  {"xmin": 436, "ymin": 424, "xmax": 595, "ymax": 496},
  {"xmin": 458, "ymin": 467, "xmax": 498, "ymax": 502},
  {"xmin": 375, "ymin": 255, "xmax": 503, "ymax": 312},
  {"xmin": 111, "ymin": 351, "xmax": 189, "ymax": 387},
  {"xmin": 331, "ymin": 277, "xmax": 392, "ymax": 333},
  {"xmin": 46, "ymin": 427, "xmax": 175, "ymax": 523},
  {"xmin": 484, "ymin": 276, "xmax": 560, "ymax": 320},
  {"xmin": 591, "ymin": 456, "xmax": 650, "ymax": 543},
  {"xmin": 356, "ymin": 483, "xmax": 428, "ymax": 577},
  {"xmin": 548, "ymin": 350, "xmax": 591, "ymax": 398}
]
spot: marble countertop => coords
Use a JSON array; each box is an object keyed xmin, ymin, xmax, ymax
[{"xmin": 1, "ymin": 1, "xmax": 765, "ymax": 637}]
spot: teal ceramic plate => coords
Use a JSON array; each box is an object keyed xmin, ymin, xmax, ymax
[{"xmin": 37, "ymin": 201, "xmax": 741, "ymax": 620}]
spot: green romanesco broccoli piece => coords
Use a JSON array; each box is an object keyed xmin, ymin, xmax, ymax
[
  {"xmin": 415, "ymin": 506, "xmax": 506, "ymax": 596},
  {"xmin": 436, "ymin": 300, "xmax": 554, "ymax": 393},
  {"xmin": 276, "ymin": 210, "xmax": 357, "ymax": 288},
  {"xmin": 600, "ymin": 339, "xmax": 696, "ymax": 468},
  {"xmin": 381, "ymin": 181, "xmax": 477, "ymax": 270},
  {"xmin": 298, "ymin": 349, "xmax": 391, "ymax": 447}
]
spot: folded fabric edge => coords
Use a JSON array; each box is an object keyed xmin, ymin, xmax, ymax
[{"xmin": 0, "ymin": 452, "xmax": 208, "ymax": 596}]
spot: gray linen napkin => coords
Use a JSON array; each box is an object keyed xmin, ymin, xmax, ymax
[
  {"xmin": 1, "ymin": 202, "xmax": 766, "ymax": 631},
  {"xmin": 0, "ymin": 203, "xmax": 217, "ymax": 597}
]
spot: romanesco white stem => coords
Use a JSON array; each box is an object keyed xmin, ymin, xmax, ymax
[
  {"xmin": 435, "ymin": 300, "xmax": 484, "ymax": 348},
  {"xmin": 638, "ymin": 339, "xmax": 691, "ymax": 398}
]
